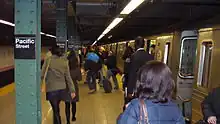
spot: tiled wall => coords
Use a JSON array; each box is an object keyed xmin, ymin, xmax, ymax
[{"xmin": 0, "ymin": 46, "xmax": 49, "ymax": 69}]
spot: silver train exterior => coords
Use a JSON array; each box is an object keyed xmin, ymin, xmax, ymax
[{"xmin": 100, "ymin": 26, "xmax": 220, "ymax": 123}]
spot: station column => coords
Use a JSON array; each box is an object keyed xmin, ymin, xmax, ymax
[
  {"xmin": 56, "ymin": 0, "xmax": 68, "ymax": 52},
  {"xmin": 14, "ymin": 0, "xmax": 41, "ymax": 124},
  {"xmin": 67, "ymin": 1, "xmax": 79, "ymax": 50}
]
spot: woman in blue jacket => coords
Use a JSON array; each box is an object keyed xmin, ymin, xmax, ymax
[{"xmin": 117, "ymin": 61, "xmax": 185, "ymax": 124}]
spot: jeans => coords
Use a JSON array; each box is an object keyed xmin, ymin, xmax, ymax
[
  {"xmin": 65, "ymin": 102, "xmax": 76, "ymax": 123},
  {"xmin": 107, "ymin": 69, "xmax": 119, "ymax": 89},
  {"xmin": 49, "ymin": 100, "xmax": 61, "ymax": 124}
]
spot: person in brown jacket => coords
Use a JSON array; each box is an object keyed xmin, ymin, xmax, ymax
[{"xmin": 42, "ymin": 45, "xmax": 76, "ymax": 124}]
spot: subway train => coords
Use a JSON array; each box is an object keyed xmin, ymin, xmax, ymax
[{"xmin": 100, "ymin": 26, "xmax": 220, "ymax": 123}]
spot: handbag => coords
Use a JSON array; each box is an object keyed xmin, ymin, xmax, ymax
[
  {"xmin": 117, "ymin": 99, "xmax": 149, "ymax": 124},
  {"xmin": 42, "ymin": 58, "xmax": 51, "ymax": 92}
]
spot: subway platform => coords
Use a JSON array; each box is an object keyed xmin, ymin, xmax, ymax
[{"xmin": 0, "ymin": 74, "xmax": 124, "ymax": 124}]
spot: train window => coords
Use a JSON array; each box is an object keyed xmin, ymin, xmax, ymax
[
  {"xmin": 179, "ymin": 38, "xmax": 197, "ymax": 78},
  {"xmin": 197, "ymin": 42, "xmax": 213, "ymax": 88},
  {"xmin": 163, "ymin": 42, "xmax": 170, "ymax": 64}
]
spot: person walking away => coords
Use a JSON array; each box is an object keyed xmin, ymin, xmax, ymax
[
  {"xmin": 41, "ymin": 44, "xmax": 75, "ymax": 124},
  {"xmin": 122, "ymin": 45, "xmax": 134, "ymax": 90},
  {"xmin": 127, "ymin": 36, "xmax": 154, "ymax": 104},
  {"xmin": 117, "ymin": 61, "xmax": 185, "ymax": 124},
  {"xmin": 44, "ymin": 48, "xmax": 52, "ymax": 60},
  {"xmin": 201, "ymin": 87, "xmax": 220, "ymax": 124},
  {"xmin": 105, "ymin": 51, "xmax": 119, "ymax": 90},
  {"xmin": 84, "ymin": 47, "xmax": 100, "ymax": 94},
  {"xmin": 122, "ymin": 45, "xmax": 134, "ymax": 110},
  {"xmin": 65, "ymin": 50, "xmax": 82, "ymax": 124}
]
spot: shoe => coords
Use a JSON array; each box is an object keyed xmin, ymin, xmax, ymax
[
  {"xmin": 88, "ymin": 89, "xmax": 96, "ymax": 94},
  {"xmin": 72, "ymin": 117, "xmax": 76, "ymax": 122},
  {"xmin": 114, "ymin": 87, "xmax": 119, "ymax": 90}
]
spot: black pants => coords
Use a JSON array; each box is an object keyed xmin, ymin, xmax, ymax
[
  {"xmin": 87, "ymin": 71, "xmax": 97, "ymax": 90},
  {"xmin": 65, "ymin": 102, "xmax": 76, "ymax": 123},
  {"xmin": 49, "ymin": 100, "xmax": 61, "ymax": 124}
]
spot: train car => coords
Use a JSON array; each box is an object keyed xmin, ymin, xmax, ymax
[{"xmin": 99, "ymin": 26, "xmax": 220, "ymax": 123}]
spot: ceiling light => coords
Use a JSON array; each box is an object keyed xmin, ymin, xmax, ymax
[
  {"xmin": 108, "ymin": 35, "xmax": 112, "ymax": 39},
  {"xmin": 120, "ymin": 0, "xmax": 145, "ymax": 15},
  {"xmin": 97, "ymin": 34, "xmax": 104, "ymax": 41},
  {"xmin": 107, "ymin": 18, "xmax": 123, "ymax": 30},
  {"xmin": 102, "ymin": 28, "xmax": 111, "ymax": 35},
  {"xmin": 0, "ymin": 19, "xmax": 56, "ymax": 38},
  {"xmin": 0, "ymin": 19, "xmax": 15, "ymax": 27},
  {"xmin": 92, "ymin": 40, "xmax": 97, "ymax": 46},
  {"xmin": 45, "ymin": 34, "xmax": 56, "ymax": 38}
]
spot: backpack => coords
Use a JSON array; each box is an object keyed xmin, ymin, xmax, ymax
[{"xmin": 86, "ymin": 52, "xmax": 100, "ymax": 63}]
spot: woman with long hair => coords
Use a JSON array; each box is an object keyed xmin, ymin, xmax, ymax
[
  {"xmin": 65, "ymin": 50, "xmax": 82, "ymax": 124},
  {"xmin": 118, "ymin": 61, "xmax": 185, "ymax": 124},
  {"xmin": 42, "ymin": 45, "xmax": 75, "ymax": 124}
]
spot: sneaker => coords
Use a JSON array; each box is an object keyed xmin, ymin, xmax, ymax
[{"xmin": 88, "ymin": 89, "xmax": 96, "ymax": 94}]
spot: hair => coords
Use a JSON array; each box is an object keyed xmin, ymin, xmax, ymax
[
  {"xmin": 135, "ymin": 36, "xmax": 145, "ymax": 50},
  {"xmin": 122, "ymin": 46, "xmax": 134, "ymax": 60},
  {"xmin": 67, "ymin": 50, "xmax": 79, "ymax": 70},
  {"xmin": 135, "ymin": 61, "xmax": 175, "ymax": 103},
  {"xmin": 51, "ymin": 44, "xmax": 63, "ymax": 57},
  {"xmin": 151, "ymin": 45, "xmax": 156, "ymax": 48}
]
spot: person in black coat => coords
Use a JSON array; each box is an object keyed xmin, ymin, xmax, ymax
[
  {"xmin": 105, "ymin": 51, "xmax": 119, "ymax": 89},
  {"xmin": 122, "ymin": 45, "xmax": 134, "ymax": 90},
  {"xmin": 202, "ymin": 87, "xmax": 220, "ymax": 124},
  {"xmin": 65, "ymin": 50, "xmax": 82, "ymax": 124},
  {"xmin": 127, "ymin": 36, "xmax": 154, "ymax": 102}
]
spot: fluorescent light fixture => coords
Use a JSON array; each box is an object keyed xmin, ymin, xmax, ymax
[
  {"xmin": 108, "ymin": 35, "xmax": 112, "ymax": 39},
  {"xmin": 45, "ymin": 34, "xmax": 56, "ymax": 38},
  {"xmin": 107, "ymin": 18, "xmax": 123, "ymax": 30},
  {"xmin": 97, "ymin": 34, "xmax": 104, "ymax": 41},
  {"xmin": 0, "ymin": 19, "xmax": 56, "ymax": 38},
  {"xmin": 102, "ymin": 28, "xmax": 111, "ymax": 35},
  {"xmin": 120, "ymin": 0, "xmax": 145, "ymax": 15},
  {"xmin": 0, "ymin": 19, "xmax": 15, "ymax": 27},
  {"xmin": 92, "ymin": 40, "xmax": 98, "ymax": 46}
]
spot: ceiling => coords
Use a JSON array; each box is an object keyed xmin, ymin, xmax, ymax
[
  {"xmin": 99, "ymin": 0, "xmax": 220, "ymax": 44},
  {"xmin": 1, "ymin": 0, "xmax": 220, "ymax": 45}
]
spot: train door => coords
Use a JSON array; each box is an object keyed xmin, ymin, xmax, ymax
[{"xmin": 176, "ymin": 30, "xmax": 198, "ymax": 121}]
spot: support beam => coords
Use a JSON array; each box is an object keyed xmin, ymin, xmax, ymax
[
  {"xmin": 14, "ymin": 0, "xmax": 41, "ymax": 124},
  {"xmin": 68, "ymin": 1, "xmax": 81, "ymax": 50},
  {"xmin": 56, "ymin": 0, "xmax": 68, "ymax": 52}
]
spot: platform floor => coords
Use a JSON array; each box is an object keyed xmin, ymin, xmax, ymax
[
  {"xmin": 0, "ymin": 75, "xmax": 124, "ymax": 124},
  {"xmin": 43, "ymin": 84, "xmax": 124, "ymax": 124}
]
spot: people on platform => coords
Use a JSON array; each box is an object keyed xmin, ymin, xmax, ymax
[
  {"xmin": 44, "ymin": 48, "xmax": 52, "ymax": 59},
  {"xmin": 117, "ymin": 61, "xmax": 185, "ymax": 124},
  {"xmin": 127, "ymin": 36, "xmax": 154, "ymax": 103},
  {"xmin": 122, "ymin": 44, "xmax": 134, "ymax": 91},
  {"xmin": 41, "ymin": 44, "xmax": 75, "ymax": 124},
  {"xmin": 105, "ymin": 51, "xmax": 119, "ymax": 90},
  {"xmin": 65, "ymin": 50, "xmax": 82, "ymax": 124},
  {"xmin": 84, "ymin": 46, "xmax": 100, "ymax": 94},
  {"xmin": 202, "ymin": 87, "xmax": 220, "ymax": 124}
]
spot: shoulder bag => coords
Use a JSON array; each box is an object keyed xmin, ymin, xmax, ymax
[{"xmin": 138, "ymin": 99, "xmax": 149, "ymax": 124}]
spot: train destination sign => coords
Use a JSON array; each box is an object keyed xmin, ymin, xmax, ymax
[{"xmin": 14, "ymin": 36, "xmax": 36, "ymax": 59}]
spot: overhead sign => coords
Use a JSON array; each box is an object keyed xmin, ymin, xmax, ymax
[
  {"xmin": 68, "ymin": 42, "xmax": 74, "ymax": 50},
  {"xmin": 14, "ymin": 35, "xmax": 36, "ymax": 59},
  {"xmin": 57, "ymin": 42, "xmax": 65, "ymax": 49}
]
